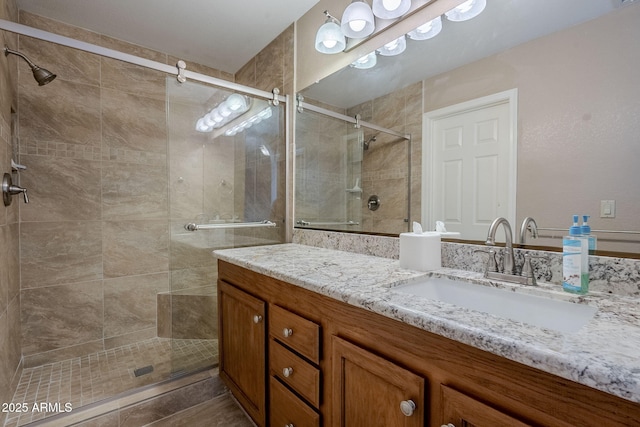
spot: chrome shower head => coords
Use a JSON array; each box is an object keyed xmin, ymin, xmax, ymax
[{"xmin": 4, "ymin": 46, "xmax": 57, "ymax": 86}]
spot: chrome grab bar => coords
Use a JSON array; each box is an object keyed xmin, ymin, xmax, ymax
[{"xmin": 184, "ymin": 220, "xmax": 276, "ymax": 231}]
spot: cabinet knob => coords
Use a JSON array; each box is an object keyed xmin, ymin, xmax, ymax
[
  {"xmin": 441, "ymin": 424, "xmax": 455, "ymax": 427},
  {"xmin": 285, "ymin": 424, "xmax": 294, "ymax": 427},
  {"xmin": 283, "ymin": 327, "xmax": 293, "ymax": 337},
  {"xmin": 282, "ymin": 367, "xmax": 294, "ymax": 377},
  {"xmin": 399, "ymin": 399, "xmax": 416, "ymax": 417},
  {"xmin": 253, "ymin": 315, "xmax": 263, "ymax": 324}
]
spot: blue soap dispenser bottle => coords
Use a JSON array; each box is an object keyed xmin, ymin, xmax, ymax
[
  {"xmin": 562, "ymin": 215, "xmax": 589, "ymax": 294},
  {"xmin": 581, "ymin": 215, "xmax": 597, "ymax": 254}
]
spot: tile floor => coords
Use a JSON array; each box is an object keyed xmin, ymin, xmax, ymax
[
  {"xmin": 4, "ymin": 338, "xmax": 218, "ymax": 426},
  {"xmin": 146, "ymin": 393, "xmax": 255, "ymax": 427}
]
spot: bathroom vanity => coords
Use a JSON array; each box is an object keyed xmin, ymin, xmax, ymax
[{"xmin": 215, "ymin": 244, "xmax": 640, "ymax": 426}]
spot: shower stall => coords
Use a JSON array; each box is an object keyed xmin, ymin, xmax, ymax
[
  {"xmin": 294, "ymin": 98, "xmax": 411, "ymax": 235},
  {"xmin": 1, "ymin": 16, "xmax": 286, "ymax": 426}
]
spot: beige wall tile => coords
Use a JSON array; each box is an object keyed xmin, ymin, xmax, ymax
[
  {"xmin": 104, "ymin": 327, "xmax": 156, "ymax": 350},
  {"xmin": 0, "ymin": 225, "xmax": 7, "ymax": 310},
  {"xmin": 19, "ymin": 155, "xmax": 102, "ymax": 222},
  {"xmin": 18, "ymin": 78, "xmax": 101, "ymax": 147},
  {"xmin": 21, "ymin": 281, "xmax": 103, "ymax": 355},
  {"xmin": 102, "ymin": 88, "xmax": 167, "ymax": 154},
  {"xmin": 103, "ymin": 220, "xmax": 169, "ymax": 278},
  {"xmin": 20, "ymin": 221, "xmax": 102, "ymax": 288},
  {"xmin": 104, "ymin": 273, "xmax": 169, "ymax": 338},
  {"xmin": 102, "ymin": 162, "xmax": 168, "ymax": 220}
]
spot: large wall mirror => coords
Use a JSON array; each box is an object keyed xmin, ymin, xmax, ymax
[{"xmin": 295, "ymin": 0, "xmax": 640, "ymax": 256}]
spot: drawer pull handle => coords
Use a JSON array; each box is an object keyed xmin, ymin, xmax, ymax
[
  {"xmin": 400, "ymin": 399, "xmax": 416, "ymax": 417},
  {"xmin": 285, "ymin": 424, "xmax": 294, "ymax": 427},
  {"xmin": 282, "ymin": 367, "xmax": 294, "ymax": 377},
  {"xmin": 441, "ymin": 424, "xmax": 455, "ymax": 427},
  {"xmin": 283, "ymin": 327, "xmax": 293, "ymax": 337},
  {"xmin": 253, "ymin": 315, "xmax": 263, "ymax": 324}
]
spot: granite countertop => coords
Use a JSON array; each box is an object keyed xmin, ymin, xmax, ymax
[{"xmin": 214, "ymin": 243, "xmax": 640, "ymax": 404}]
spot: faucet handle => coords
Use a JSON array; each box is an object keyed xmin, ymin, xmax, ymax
[
  {"xmin": 474, "ymin": 248, "xmax": 498, "ymax": 274},
  {"xmin": 520, "ymin": 253, "xmax": 550, "ymax": 285}
]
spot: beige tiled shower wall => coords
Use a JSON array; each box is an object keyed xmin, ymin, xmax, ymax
[
  {"xmin": 346, "ymin": 81, "xmax": 422, "ymax": 235},
  {"xmin": 14, "ymin": 11, "xmax": 234, "ymax": 368},
  {"xmin": 0, "ymin": 1, "xmax": 22, "ymax": 425}
]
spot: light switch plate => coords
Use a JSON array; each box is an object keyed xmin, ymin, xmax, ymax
[{"xmin": 600, "ymin": 200, "xmax": 616, "ymax": 218}]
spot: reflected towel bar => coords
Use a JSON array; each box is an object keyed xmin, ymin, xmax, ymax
[
  {"xmin": 296, "ymin": 220, "xmax": 359, "ymax": 226},
  {"xmin": 184, "ymin": 220, "xmax": 276, "ymax": 231},
  {"xmin": 537, "ymin": 227, "xmax": 640, "ymax": 235}
]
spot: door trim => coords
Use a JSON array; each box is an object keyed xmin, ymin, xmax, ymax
[{"xmin": 422, "ymin": 89, "xmax": 518, "ymax": 234}]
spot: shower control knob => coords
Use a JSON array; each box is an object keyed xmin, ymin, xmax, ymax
[
  {"xmin": 367, "ymin": 195, "xmax": 381, "ymax": 211},
  {"xmin": 2, "ymin": 173, "xmax": 29, "ymax": 206},
  {"xmin": 283, "ymin": 328, "xmax": 293, "ymax": 337}
]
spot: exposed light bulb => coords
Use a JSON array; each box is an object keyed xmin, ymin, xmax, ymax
[
  {"xmin": 341, "ymin": 1, "xmax": 375, "ymax": 38},
  {"xmin": 351, "ymin": 51, "xmax": 377, "ymax": 69},
  {"xmin": 382, "ymin": 0, "xmax": 401, "ymax": 11},
  {"xmin": 445, "ymin": 0, "xmax": 486, "ymax": 22},
  {"xmin": 407, "ymin": 16, "xmax": 442, "ymax": 41},
  {"xmin": 377, "ymin": 35, "xmax": 406, "ymax": 56},
  {"xmin": 349, "ymin": 19, "xmax": 367, "ymax": 32},
  {"xmin": 323, "ymin": 39, "xmax": 338, "ymax": 49},
  {"xmin": 315, "ymin": 13, "xmax": 346, "ymax": 54},
  {"xmin": 373, "ymin": 0, "xmax": 411, "ymax": 19}
]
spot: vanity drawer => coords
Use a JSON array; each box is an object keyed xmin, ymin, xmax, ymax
[
  {"xmin": 270, "ymin": 376, "xmax": 320, "ymax": 427},
  {"xmin": 269, "ymin": 304, "xmax": 320, "ymax": 364},
  {"xmin": 270, "ymin": 340, "xmax": 321, "ymax": 408}
]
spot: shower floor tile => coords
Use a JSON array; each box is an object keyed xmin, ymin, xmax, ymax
[{"xmin": 4, "ymin": 338, "xmax": 218, "ymax": 427}]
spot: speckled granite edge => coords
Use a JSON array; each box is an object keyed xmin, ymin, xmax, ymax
[
  {"xmin": 214, "ymin": 243, "xmax": 640, "ymax": 404},
  {"xmin": 292, "ymin": 228, "xmax": 640, "ymax": 297}
]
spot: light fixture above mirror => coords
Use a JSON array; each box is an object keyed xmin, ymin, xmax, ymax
[{"xmin": 314, "ymin": 0, "xmax": 486, "ymax": 70}]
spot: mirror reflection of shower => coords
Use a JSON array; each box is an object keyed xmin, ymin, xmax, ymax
[{"xmin": 363, "ymin": 135, "xmax": 377, "ymax": 150}]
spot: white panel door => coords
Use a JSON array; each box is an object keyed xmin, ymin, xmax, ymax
[{"xmin": 424, "ymin": 91, "xmax": 516, "ymax": 241}]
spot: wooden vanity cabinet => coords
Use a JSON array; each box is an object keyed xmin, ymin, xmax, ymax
[
  {"xmin": 218, "ymin": 280, "xmax": 267, "ymax": 426},
  {"xmin": 331, "ymin": 336, "xmax": 425, "ymax": 426},
  {"xmin": 218, "ymin": 261, "xmax": 640, "ymax": 427}
]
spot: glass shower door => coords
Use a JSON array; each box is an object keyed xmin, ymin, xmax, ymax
[{"xmin": 165, "ymin": 77, "xmax": 285, "ymax": 376}]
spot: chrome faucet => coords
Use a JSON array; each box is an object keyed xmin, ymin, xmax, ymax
[
  {"xmin": 478, "ymin": 217, "xmax": 547, "ymax": 286},
  {"xmin": 485, "ymin": 217, "xmax": 515, "ymax": 274},
  {"xmin": 519, "ymin": 216, "xmax": 539, "ymax": 244}
]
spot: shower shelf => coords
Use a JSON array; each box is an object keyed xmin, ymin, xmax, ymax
[{"xmin": 184, "ymin": 220, "xmax": 276, "ymax": 231}]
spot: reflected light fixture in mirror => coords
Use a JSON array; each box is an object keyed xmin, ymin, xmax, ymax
[
  {"xmin": 407, "ymin": 15, "xmax": 442, "ymax": 40},
  {"xmin": 372, "ymin": 0, "xmax": 412, "ymax": 19},
  {"xmin": 315, "ymin": 11, "xmax": 346, "ymax": 53},
  {"xmin": 195, "ymin": 94, "xmax": 250, "ymax": 132},
  {"xmin": 341, "ymin": 0, "xmax": 376, "ymax": 38},
  {"xmin": 445, "ymin": 0, "xmax": 486, "ymax": 22},
  {"xmin": 377, "ymin": 35, "xmax": 407, "ymax": 56},
  {"xmin": 351, "ymin": 51, "xmax": 377, "ymax": 69}
]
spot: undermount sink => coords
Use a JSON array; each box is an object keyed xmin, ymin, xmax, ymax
[{"xmin": 393, "ymin": 276, "xmax": 598, "ymax": 334}]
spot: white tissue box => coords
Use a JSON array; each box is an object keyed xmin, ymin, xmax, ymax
[{"xmin": 399, "ymin": 231, "xmax": 442, "ymax": 271}]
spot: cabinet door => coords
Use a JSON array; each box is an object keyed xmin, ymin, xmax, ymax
[
  {"xmin": 218, "ymin": 280, "xmax": 266, "ymax": 427},
  {"xmin": 441, "ymin": 385, "xmax": 531, "ymax": 427},
  {"xmin": 331, "ymin": 336, "xmax": 425, "ymax": 427}
]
